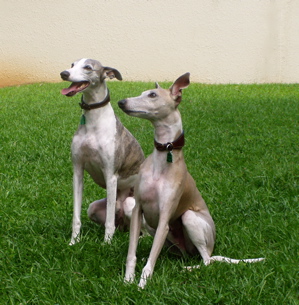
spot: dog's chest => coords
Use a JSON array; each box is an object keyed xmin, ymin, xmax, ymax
[
  {"xmin": 73, "ymin": 130, "xmax": 115, "ymax": 159},
  {"xmin": 136, "ymin": 155, "xmax": 188, "ymax": 228},
  {"xmin": 71, "ymin": 123, "xmax": 117, "ymax": 186},
  {"xmin": 136, "ymin": 161, "xmax": 173, "ymax": 226}
]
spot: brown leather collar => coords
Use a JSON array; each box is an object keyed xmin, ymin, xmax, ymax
[
  {"xmin": 79, "ymin": 89, "xmax": 110, "ymax": 110},
  {"xmin": 154, "ymin": 131, "xmax": 185, "ymax": 151}
]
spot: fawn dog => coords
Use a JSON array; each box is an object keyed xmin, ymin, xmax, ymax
[{"xmin": 118, "ymin": 73, "xmax": 264, "ymax": 288}]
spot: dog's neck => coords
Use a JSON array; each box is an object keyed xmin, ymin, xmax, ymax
[
  {"xmin": 154, "ymin": 131, "xmax": 184, "ymax": 151},
  {"xmin": 152, "ymin": 110, "xmax": 184, "ymax": 164},
  {"xmin": 79, "ymin": 82, "xmax": 114, "ymax": 127},
  {"xmin": 153, "ymin": 110, "xmax": 183, "ymax": 144},
  {"xmin": 82, "ymin": 82, "xmax": 108, "ymax": 105},
  {"xmin": 80, "ymin": 89, "xmax": 110, "ymax": 110}
]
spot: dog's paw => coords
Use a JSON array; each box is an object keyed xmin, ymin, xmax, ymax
[
  {"xmin": 104, "ymin": 229, "xmax": 115, "ymax": 244},
  {"xmin": 104, "ymin": 236, "xmax": 112, "ymax": 244},
  {"xmin": 69, "ymin": 237, "xmax": 79, "ymax": 246},
  {"xmin": 138, "ymin": 277, "xmax": 148, "ymax": 289},
  {"xmin": 124, "ymin": 276, "xmax": 134, "ymax": 284}
]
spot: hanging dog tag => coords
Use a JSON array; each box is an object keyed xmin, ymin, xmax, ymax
[
  {"xmin": 167, "ymin": 151, "xmax": 173, "ymax": 163},
  {"xmin": 80, "ymin": 114, "xmax": 86, "ymax": 125}
]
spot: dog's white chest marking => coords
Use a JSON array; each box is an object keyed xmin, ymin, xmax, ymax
[{"xmin": 72, "ymin": 108, "xmax": 117, "ymax": 187}]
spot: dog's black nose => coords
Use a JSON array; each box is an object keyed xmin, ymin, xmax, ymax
[
  {"xmin": 60, "ymin": 70, "xmax": 70, "ymax": 80},
  {"xmin": 118, "ymin": 99, "xmax": 127, "ymax": 109}
]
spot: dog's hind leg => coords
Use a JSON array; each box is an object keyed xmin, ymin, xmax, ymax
[
  {"xmin": 181, "ymin": 210, "xmax": 215, "ymax": 266},
  {"xmin": 182, "ymin": 210, "xmax": 264, "ymax": 270},
  {"xmin": 87, "ymin": 198, "xmax": 107, "ymax": 226}
]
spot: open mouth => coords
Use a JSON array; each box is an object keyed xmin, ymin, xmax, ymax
[{"xmin": 61, "ymin": 81, "xmax": 90, "ymax": 97}]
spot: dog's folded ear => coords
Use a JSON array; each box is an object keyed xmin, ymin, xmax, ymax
[
  {"xmin": 103, "ymin": 67, "xmax": 123, "ymax": 81},
  {"xmin": 170, "ymin": 73, "xmax": 190, "ymax": 104}
]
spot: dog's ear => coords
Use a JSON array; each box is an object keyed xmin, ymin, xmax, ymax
[
  {"xmin": 155, "ymin": 82, "xmax": 161, "ymax": 89},
  {"xmin": 170, "ymin": 73, "xmax": 190, "ymax": 103},
  {"xmin": 103, "ymin": 67, "xmax": 123, "ymax": 81}
]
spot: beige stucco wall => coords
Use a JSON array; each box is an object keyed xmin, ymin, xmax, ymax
[{"xmin": 1, "ymin": 0, "xmax": 299, "ymax": 87}]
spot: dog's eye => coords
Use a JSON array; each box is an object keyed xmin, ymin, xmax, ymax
[
  {"xmin": 71, "ymin": 63, "xmax": 74, "ymax": 68},
  {"xmin": 148, "ymin": 92, "xmax": 157, "ymax": 98},
  {"xmin": 84, "ymin": 65, "xmax": 92, "ymax": 70}
]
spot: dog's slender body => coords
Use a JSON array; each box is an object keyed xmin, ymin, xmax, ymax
[
  {"xmin": 60, "ymin": 58, "xmax": 144, "ymax": 244},
  {"xmin": 118, "ymin": 73, "xmax": 264, "ymax": 288}
]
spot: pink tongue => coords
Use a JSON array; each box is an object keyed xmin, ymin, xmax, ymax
[{"xmin": 61, "ymin": 83, "xmax": 78, "ymax": 96}]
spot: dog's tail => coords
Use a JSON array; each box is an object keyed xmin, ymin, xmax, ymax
[
  {"xmin": 208, "ymin": 255, "xmax": 265, "ymax": 264},
  {"xmin": 184, "ymin": 256, "xmax": 265, "ymax": 271}
]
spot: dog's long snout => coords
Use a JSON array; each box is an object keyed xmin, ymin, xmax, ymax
[
  {"xmin": 60, "ymin": 70, "xmax": 70, "ymax": 80},
  {"xmin": 118, "ymin": 99, "xmax": 127, "ymax": 109}
]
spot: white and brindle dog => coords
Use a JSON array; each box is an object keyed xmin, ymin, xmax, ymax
[
  {"xmin": 118, "ymin": 73, "xmax": 264, "ymax": 288},
  {"xmin": 60, "ymin": 58, "xmax": 144, "ymax": 244}
]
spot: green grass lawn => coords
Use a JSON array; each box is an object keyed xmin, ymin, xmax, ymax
[{"xmin": 0, "ymin": 81, "xmax": 298, "ymax": 304}]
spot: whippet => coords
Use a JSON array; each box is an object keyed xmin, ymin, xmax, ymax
[
  {"xmin": 60, "ymin": 58, "xmax": 144, "ymax": 244},
  {"xmin": 118, "ymin": 73, "xmax": 264, "ymax": 288}
]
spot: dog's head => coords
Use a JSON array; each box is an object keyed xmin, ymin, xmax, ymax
[
  {"xmin": 118, "ymin": 73, "xmax": 190, "ymax": 121},
  {"xmin": 60, "ymin": 58, "xmax": 122, "ymax": 97}
]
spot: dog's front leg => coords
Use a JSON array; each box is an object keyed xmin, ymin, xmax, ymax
[
  {"xmin": 70, "ymin": 165, "xmax": 84, "ymax": 245},
  {"xmin": 138, "ymin": 218, "xmax": 170, "ymax": 289},
  {"xmin": 125, "ymin": 201, "xmax": 143, "ymax": 283},
  {"xmin": 104, "ymin": 174, "xmax": 117, "ymax": 243}
]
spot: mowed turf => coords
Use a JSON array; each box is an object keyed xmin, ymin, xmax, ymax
[{"xmin": 0, "ymin": 81, "xmax": 298, "ymax": 304}]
